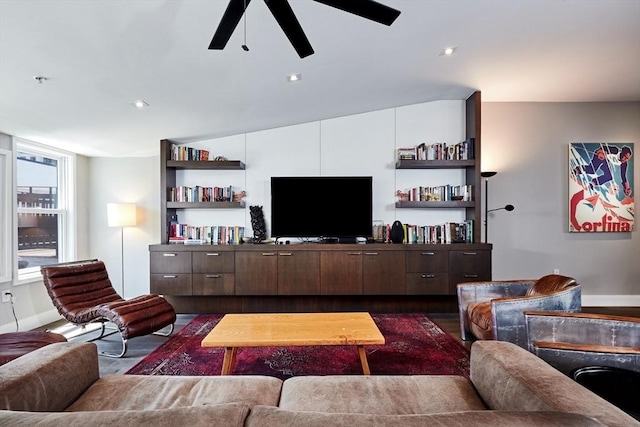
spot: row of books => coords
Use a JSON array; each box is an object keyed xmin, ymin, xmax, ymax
[
  {"xmin": 170, "ymin": 143, "xmax": 210, "ymax": 161},
  {"xmin": 399, "ymin": 221, "xmax": 474, "ymax": 244},
  {"xmin": 402, "ymin": 185, "xmax": 473, "ymax": 202},
  {"xmin": 397, "ymin": 138, "xmax": 475, "ymax": 161},
  {"xmin": 169, "ymin": 186, "xmax": 236, "ymax": 203},
  {"xmin": 169, "ymin": 224, "xmax": 245, "ymax": 245}
]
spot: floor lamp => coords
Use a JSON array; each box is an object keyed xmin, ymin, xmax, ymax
[
  {"xmin": 107, "ymin": 203, "xmax": 137, "ymax": 297},
  {"xmin": 481, "ymin": 172, "xmax": 514, "ymax": 243}
]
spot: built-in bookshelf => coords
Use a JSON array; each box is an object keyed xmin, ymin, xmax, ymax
[
  {"xmin": 394, "ymin": 91, "xmax": 482, "ymax": 244},
  {"xmin": 160, "ymin": 139, "xmax": 246, "ymax": 244}
]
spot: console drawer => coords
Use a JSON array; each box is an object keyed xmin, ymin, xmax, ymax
[
  {"xmin": 150, "ymin": 273, "xmax": 192, "ymax": 295},
  {"xmin": 193, "ymin": 273, "xmax": 235, "ymax": 295},
  {"xmin": 406, "ymin": 272, "xmax": 449, "ymax": 295}
]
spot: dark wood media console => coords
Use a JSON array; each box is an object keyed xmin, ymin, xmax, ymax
[{"xmin": 149, "ymin": 242, "xmax": 492, "ymax": 313}]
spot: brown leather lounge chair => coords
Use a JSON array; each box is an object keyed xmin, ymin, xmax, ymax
[
  {"xmin": 41, "ymin": 259, "xmax": 176, "ymax": 357},
  {"xmin": 456, "ymin": 274, "xmax": 581, "ymax": 348}
]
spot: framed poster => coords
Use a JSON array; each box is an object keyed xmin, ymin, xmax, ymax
[{"xmin": 569, "ymin": 142, "xmax": 634, "ymax": 232}]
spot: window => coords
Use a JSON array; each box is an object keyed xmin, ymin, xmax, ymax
[{"xmin": 16, "ymin": 140, "xmax": 75, "ymax": 282}]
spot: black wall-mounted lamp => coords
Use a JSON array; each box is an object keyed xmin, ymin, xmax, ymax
[{"xmin": 481, "ymin": 171, "xmax": 515, "ymax": 243}]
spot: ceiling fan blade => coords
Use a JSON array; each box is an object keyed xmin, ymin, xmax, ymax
[
  {"xmin": 264, "ymin": 0, "xmax": 314, "ymax": 58},
  {"xmin": 209, "ymin": 0, "xmax": 252, "ymax": 50},
  {"xmin": 314, "ymin": 0, "xmax": 400, "ymax": 26}
]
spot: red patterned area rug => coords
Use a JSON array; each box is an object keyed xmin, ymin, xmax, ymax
[{"xmin": 125, "ymin": 313, "xmax": 470, "ymax": 379}]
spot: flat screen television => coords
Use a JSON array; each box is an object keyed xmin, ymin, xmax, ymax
[{"xmin": 271, "ymin": 176, "xmax": 373, "ymax": 241}]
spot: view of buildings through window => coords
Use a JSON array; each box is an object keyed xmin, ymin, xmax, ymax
[{"xmin": 17, "ymin": 152, "xmax": 59, "ymax": 271}]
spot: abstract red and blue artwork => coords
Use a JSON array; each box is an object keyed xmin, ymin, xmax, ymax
[{"xmin": 569, "ymin": 142, "xmax": 634, "ymax": 232}]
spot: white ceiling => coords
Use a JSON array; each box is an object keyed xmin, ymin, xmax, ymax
[{"xmin": 1, "ymin": 0, "xmax": 639, "ymax": 158}]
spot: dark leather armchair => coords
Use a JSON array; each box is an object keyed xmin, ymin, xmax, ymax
[
  {"xmin": 457, "ymin": 274, "xmax": 581, "ymax": 348},
  {"xmin": 41, "ymin": 259, "xmax": 176, "ymax": 357},
  {"xmin": 524, "ymin": 310, "xmax": 640, "ymax": 375}
]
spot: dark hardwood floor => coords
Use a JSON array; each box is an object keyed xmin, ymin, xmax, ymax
[{"xmin": 37, "ymin": 307, "xmax": 638, "ymax": 376}]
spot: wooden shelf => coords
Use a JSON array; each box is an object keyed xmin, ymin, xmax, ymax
[
  {"xmin": 166, "ymin": 160, "xmax": 245, "ymax": 170},
  {"xmin": 395, "ymin": 159, "xmax": 475, "ymax": 169},
  {"xmin": 395, "ymin": 200, "xmax": 475, "ymax": 209},
  {"xmin": 167, "ymin": 201, "xmax": 245, "ymax": 209}
]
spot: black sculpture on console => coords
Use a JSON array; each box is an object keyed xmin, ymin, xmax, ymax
[{"xmin": 250, "ymin": 205, "xmax": 267, "ymax": 243}]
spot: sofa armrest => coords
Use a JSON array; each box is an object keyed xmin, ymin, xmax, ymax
[
  {"xmin": 0, "ymin": 342, "xmax": 99, "ymax": 411},
  {"xmin": 456, "ymin": 280, "xmax": 533, "ymax": 340},
  {"xmin": 470, "ymin": 340, "xmax": 638, "ymax": 427},
  {"xmin": 490, "ymin": 285, "xmax": 581, "ymax": 348}
]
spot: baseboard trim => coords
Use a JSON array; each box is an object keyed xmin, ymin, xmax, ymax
[
  {"xmin": 0, "ymin": 308, "xmax": 61, "ymax": 334},
  {"xmin": 582, "ymin": 295, "xmax": 640, "ymax": 307}
]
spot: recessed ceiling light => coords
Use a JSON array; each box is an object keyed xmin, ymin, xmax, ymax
[
  {"xmin": 132, "ymin": 100, "xmax": 149, "ymax": 109},
  {"xmin": 286, "ymin": 73, "xmax": 301, "ymax": 82},
  {"xmin": 440, "ymin": 47, "xmax": 457, "ymax": 56}
]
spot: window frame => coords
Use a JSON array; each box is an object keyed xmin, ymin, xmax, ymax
[
  {"xmin": 0, "ymin": 148, "xmax": 12, "ymax": 283},
  {"xmin": 14, "ymin": 139, "xmax": 76, "ymax": 284}
]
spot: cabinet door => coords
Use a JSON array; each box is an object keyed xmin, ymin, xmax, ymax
[
  {"xmin": 320, "ymin": 251, "xmax": 363, "ymax": 295},
  {"xmin": 235, "ymin": 251, "xmax": 278, "ymax": 295},
  {"xmin": 363, "ymin": 251, "xmax": 406, "ymax": 295},
  {"xmin": 406, "ymin": 250, "xmax": 447, "ymax": 272},
  {"xmin": 278, "ymin": 251, "xmax": 320, "ymax": 295},
  {"xmin": 449, "ymin": 249, "xmax": 492, "ymax": 293}
]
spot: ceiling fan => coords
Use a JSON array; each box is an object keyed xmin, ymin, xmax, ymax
[{"xmin": 208, "ymin": 0, "xmax": 401, "ymax": 58}]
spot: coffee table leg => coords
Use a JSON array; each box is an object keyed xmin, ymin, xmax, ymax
[
  {"xmin": 357, "ymin": 345, "xmax": 371, "ymax": 375},
  {"xmin": 221, "ymin": 347, "xmax": 238, "ymax": 375}
]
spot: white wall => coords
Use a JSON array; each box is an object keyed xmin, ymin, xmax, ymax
[{"xmin": 483, "ymin": 102, "xmax": 640, "ymax": 305}]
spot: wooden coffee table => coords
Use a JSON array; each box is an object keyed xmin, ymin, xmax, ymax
[{"xmin": 201, "ymin": 312, "xmax": 385, "ymax": 375}]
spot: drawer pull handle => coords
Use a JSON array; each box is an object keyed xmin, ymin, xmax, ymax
[
  {"xmin": 464, "ymin": 274, "xmax": 479, "ymax": 278},
  {"xmin": 162, "ymin": 253, "xmax": 177, "ymax": 257},
  {"xmin": 206, "ymin": 253, "xmax": 220, "ymax": 256},
  {"xmin": 162, "ymin": 275, "xmax": 177, "ymax": 278},
  {"xmin": 421, "ymin": 252, "xmax": 435, "ymax": 256},
  {"xmin": 462, "ymin": 252, "xmax": 478, "ymax": 256},
  {"xmin": 206, "ymin": 274, "xmax": 221, "ymax": 278},
  {"xmin": 348, "ymin": 252, "xmax": 362, "ymax": 255},
  {"xmin": 421, "ymin": 274, "xmax": 435, "ymax": 278},
  {"xmin": 262, "ymin": 252, "xmax": 277, "ymax": 256},
  {"xmin": 280, "ymin": 252, "xmax": 292, "ymax": 256},
  {"xmin": 364, "ymin": 252, "xmax": 378, "ymax": 256}
]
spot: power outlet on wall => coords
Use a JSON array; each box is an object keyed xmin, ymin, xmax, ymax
[
  {"xmin": 2, "ymin": 290, "xmax": 12, "ymax": 303},
  {"xmin": 553, "ymin": 269, "xmax": 560, "ymax": 274}
]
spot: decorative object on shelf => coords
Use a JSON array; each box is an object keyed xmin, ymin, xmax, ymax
[
  {"xmin": 390, "ymin": 220, "xmax": 404, "ymax": 244},
  {"xmin": 107, "ymin": 203, "xmax": 137, "ymax": 297},
  {"xmin": 395, "ymin": 190, "xmax": 409, "ymax": 202},
  {"xmin": 569, "ymin": 142, "xmax": 634, "ymax": 233},
  {"xmin": 481, "ymin": 172, "xmax": 515, "ymax": 243},
  {"xmin": 250, "ymin": 205, "xmax": 267, "ymax": 243},
  {"xmin": 233, "ymin": 190, "xmax": 247, "ymax": 203},
  {"xmin": 213, "ymin": 155, "xmax": 229, "ymax": 161}
]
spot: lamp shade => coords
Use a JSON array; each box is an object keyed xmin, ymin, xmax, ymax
[{"xmin": 107, "ymin": 203, "xmax": 137, "ymax": 227}]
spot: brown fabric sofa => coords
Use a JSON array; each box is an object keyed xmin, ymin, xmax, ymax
[{"xmin": 1, "ymin": 340, "xmax": 637, "ymax": 426}]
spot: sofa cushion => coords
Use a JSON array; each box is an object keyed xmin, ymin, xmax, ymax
[
  {"xmin": 279, "ymin": 375, "xmax": 486, "ymax": 414},
  {"xmin": 245, "ymin": 405, "xmax": 605, "ymax": 427},
  {"xmin": 526, "ymin": 274, "xmax": 576, "ymax": 297},
  {"xmin": 470, "ymin": 340, "xmax": 639, "ymax": 427},
  {"xmin": 0, "ymin": 402, "xmax": 249, "ymax": 427},
  {"xmin": 66, "ymin": 375, "xmax": 282, "ymax": 411},
  {"xmin": 0, "ymin": 342, "xmax": 98, "ymax": 411}
]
